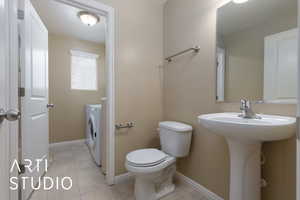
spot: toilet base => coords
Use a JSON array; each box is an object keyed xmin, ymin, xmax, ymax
[
  {"xmin": 135, "ymin": 177, "xmax": 157, "ymax": 200},
  {"xmin": 156, "ymin": 183, "xmax": 175, "ymax": 199},
  {"xmin": 134, "ymin": 163, "xmax": 176, "ymax": 200},
  {"xmin": 134, "ymin": 178, "xmax": 175, "ymax": 200}
]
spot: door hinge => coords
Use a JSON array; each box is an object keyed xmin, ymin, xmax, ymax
[
  {"xmin": 19, "ymin": 163, "xmax": 26, "ymax": 175},
  {"xmin": 18, "ymin": 9, "xmax": 24, "ymax": 20},
  {"xmin": 19, "ymin": 87, "xmax": 25, "ymax": 97},
  {"xmin": 18, "ymin": 35, "xmax": 21, "ymax": 49}
]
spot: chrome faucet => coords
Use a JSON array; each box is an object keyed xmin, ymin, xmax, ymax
[{"xmin": 238, "ymin": 99, "xmax": 261, "ymax": 119}]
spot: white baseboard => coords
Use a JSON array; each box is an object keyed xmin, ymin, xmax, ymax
[
  {"xmin": 114, "ymin": 172, "xmax": 134, "ymax": 184},
  {"xmin": 175, "ymin": 172, "xmax": 224, "ymax": 200},
  {"xmin": 114, "ymin": 171, "xmax": 224, "ymax": 200},
  {"xmin": 49, "ymin": 139, "xmax": 85, "ymax": 148}
]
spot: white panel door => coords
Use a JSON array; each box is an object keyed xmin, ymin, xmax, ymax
[
  {"xmin": 264, "ymin": 28, "xmax": 298, "ymax": 103},
  {"xmin": 21, "ymin": 0, "xmax": 49, "ymax": 199}
]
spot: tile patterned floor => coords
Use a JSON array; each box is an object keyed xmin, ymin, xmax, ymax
[{"xmin": 30, "ymin": 142, "xmax": 211, "ymax": 200}]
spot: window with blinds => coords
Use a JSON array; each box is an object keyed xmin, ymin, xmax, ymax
[{"xmin": 70, "ymin": 50, "xmax": 99, "ymax": 91}]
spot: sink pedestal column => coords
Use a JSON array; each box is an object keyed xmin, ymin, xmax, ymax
[{"xmin": 227, "ymin": 139, "xmax": 261, "ymax": 200}]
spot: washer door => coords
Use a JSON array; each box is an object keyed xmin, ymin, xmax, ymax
[{"xmin": 88, "ymin": 115, "xmax": 96, "ymax": 148}]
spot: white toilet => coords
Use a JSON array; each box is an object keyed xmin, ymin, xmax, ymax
[{"xmin": 125, "ymin": 121, "xmax": 193, "ymax": 200}]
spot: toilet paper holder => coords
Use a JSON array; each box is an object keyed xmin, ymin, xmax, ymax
[{"xmin": 115, "ymin": 122, "xmax": 135, "ymax": 130}]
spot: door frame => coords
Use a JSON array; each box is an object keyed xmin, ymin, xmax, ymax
[
  {"xmin": 297, "ymin": 0, "xmax": 300, "ymax": 199},
  {"xmin": 0, "ymin": 0, "xmax": 11, "ymax": 199},
  {"xmin": 3, "ymin": 0, "xmax": 19, "ymax": 199},
  {"xmin": 53, "ymin": 0, "xmax": 116, "ymax": 185}
]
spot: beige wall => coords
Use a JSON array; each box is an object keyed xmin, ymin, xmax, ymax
[
  {"xmin": 164, "ymin": 0, "xmax": 296, "ymax": 200},
  {"xmin": 49, "ymin": 34, "xmax": 106, "ymax": 143},
  {"xmin": 95, "ymin": 0, "xmax": 164, "ymax": 175},
  {"xmin": 223, "ymin": 13, "xmax": 297, "ymax": 102},
  {"xmin": 164, "ymin": 0, "xmax": 229, "ymax": 198}
]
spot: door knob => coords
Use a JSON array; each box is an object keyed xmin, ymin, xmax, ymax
[
  {"xmin": 47, "ymin": 104, "xmax": 54, "ymax": 109},
  {"xmin": 0, "ymin": 109, "xmax": 21, "ymax": 123}
]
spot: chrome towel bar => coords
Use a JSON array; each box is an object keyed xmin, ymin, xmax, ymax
[{"xmin": 165, "ymin": 46, "xmax": 200, "ymax": 62}]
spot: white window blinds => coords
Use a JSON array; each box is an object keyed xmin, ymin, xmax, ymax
[{"xmin": 70, "ymin": 50, "xmax": 99, "ymax": 91}]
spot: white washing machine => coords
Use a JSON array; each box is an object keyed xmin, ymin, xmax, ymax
[{"xmin": 86, "ymin": 104, "xmax": 102, "ymax": 166}]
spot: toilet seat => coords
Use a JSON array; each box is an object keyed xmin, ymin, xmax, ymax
[
  {"xmin": 126, "ymin": 149, "xmax": 167, "ymax": 167},
  {"xmin": 126, "ymin": 149, "xmax": 176, "ymax": 174}
]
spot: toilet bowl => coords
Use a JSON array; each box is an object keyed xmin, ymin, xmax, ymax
[{"xmin": 125, "ymin": 121, "xmax": 193, "ymax": 200}]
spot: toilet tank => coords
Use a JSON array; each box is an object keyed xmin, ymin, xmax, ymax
[{"xmin": 159, "ymin": 121, "xmax": 193, "ymax": 158}]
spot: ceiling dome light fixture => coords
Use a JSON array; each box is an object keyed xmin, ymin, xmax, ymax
[
  {"xmin": 78, "ymin": 11, "xmax": 100, "ymax": 26},
  {"xmin": 232, "ymin": 0, "xmax": 249, "ymax": 4}
]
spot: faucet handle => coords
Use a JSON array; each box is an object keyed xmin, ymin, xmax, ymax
[
  {"xmin": 240, "ymin": 99, "xmax": 247, "ymax": 110},
  {"xmin": 245, "ymin": 100, "xmax": 251, "ymax": 108},
  {"xmin": 240, "ymin": 98, "xmax": 248, "ymax": 104}
]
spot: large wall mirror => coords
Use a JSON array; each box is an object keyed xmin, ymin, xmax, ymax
[{"xmin": 216, "ymin": 0, "xmax": 298, "ymax": 103}]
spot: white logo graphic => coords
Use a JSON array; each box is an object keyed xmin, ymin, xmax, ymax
[{"xmin": 10, "ymin": 158, "xmax": 73, "ymax": 191}]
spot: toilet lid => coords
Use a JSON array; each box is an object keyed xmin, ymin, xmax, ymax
[{"xmin": 126, "ymin": 149, "xmax": 167, "ymax": 167}]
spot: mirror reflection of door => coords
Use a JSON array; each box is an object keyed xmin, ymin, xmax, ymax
[
  {"xmin": 216, "ymin": 47, "xmax": 225, "ymax": 102},
  {"xmin": 216, "ymin": 0, "xmax": 298, "ymax": 103},
  {"xmin": 264, "ymin": 28, "xmax": 298, "ymax": 103}
]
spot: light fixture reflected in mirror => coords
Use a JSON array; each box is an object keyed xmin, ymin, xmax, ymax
[
  {"xmin": 232, "ymin": 0, "xmax": 249, "ymax": 4},
  {"xmin": 78, "ymin": 11, "xmax": 100, "ymax": 26}
]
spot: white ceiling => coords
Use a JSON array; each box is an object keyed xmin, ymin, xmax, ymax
[
  {"xmin": 31, "ymin": 0, "xmax": 106, "ymax": 44},
  {"xmin": 218, "ymin": 0, "xmax": 297, "ymax": 36}
]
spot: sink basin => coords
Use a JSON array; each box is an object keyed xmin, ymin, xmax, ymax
[
  {"xmin": 198, "ymin": 112, "xmax": 296, "ymax": 142},
  {"xmin": 198, "ymin": 112, "xmax": 296, "ymax": 200}
]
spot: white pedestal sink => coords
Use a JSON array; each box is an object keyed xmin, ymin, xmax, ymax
[{"xmin": 198, "ymin": 113, "xmax": 296, "ymax": 200}]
